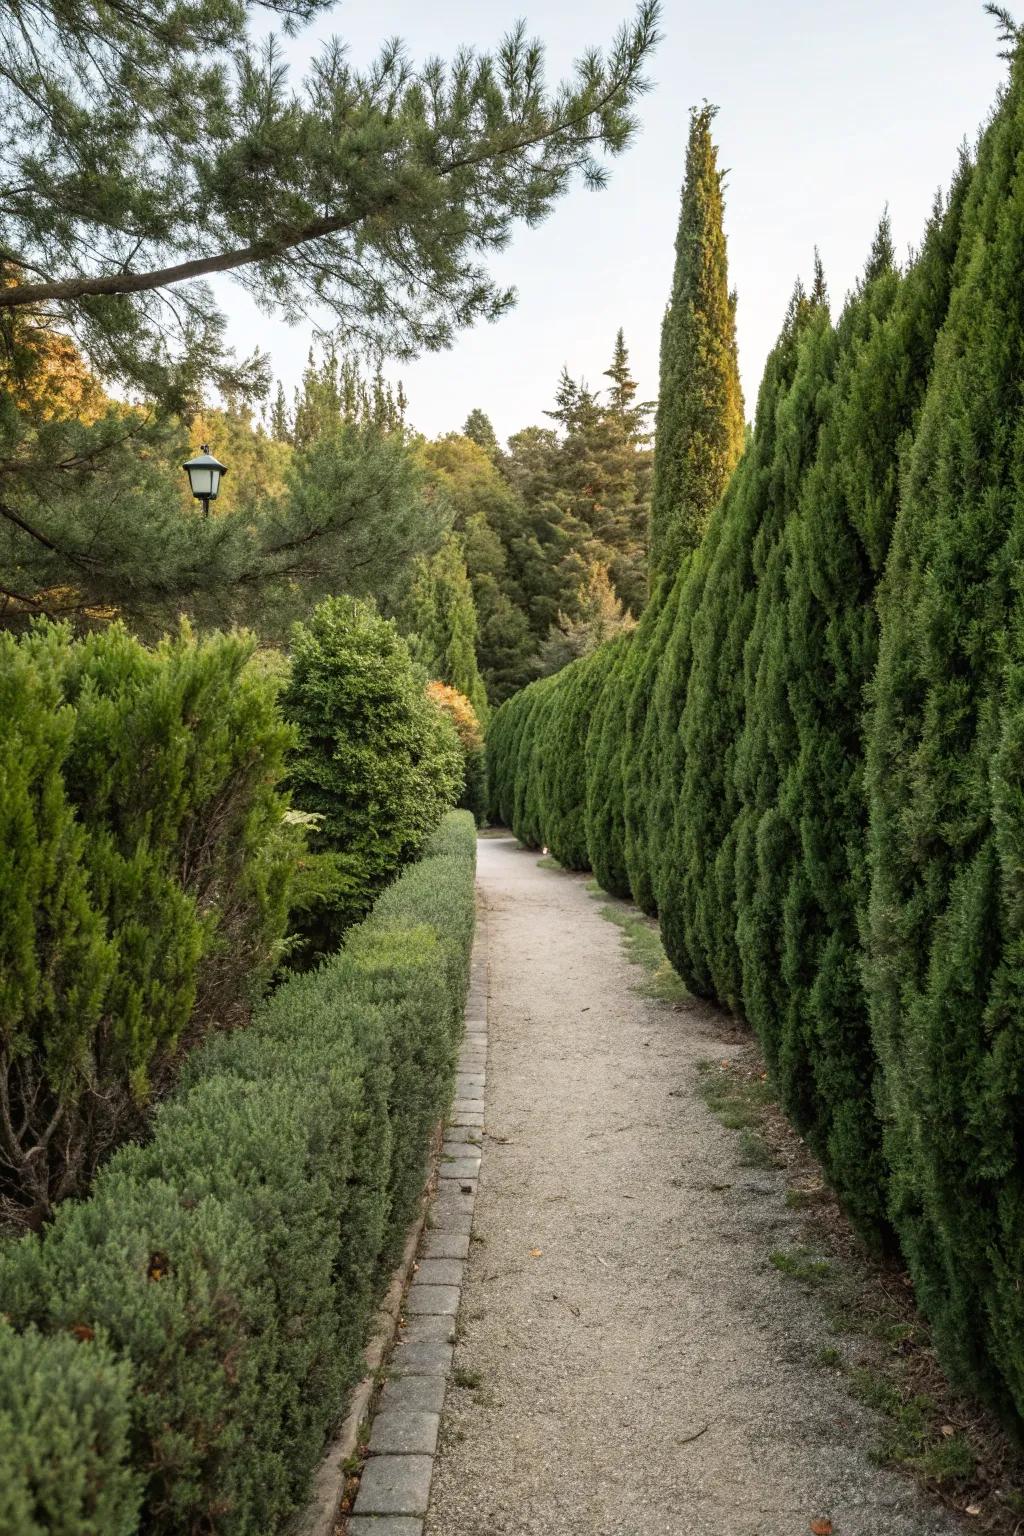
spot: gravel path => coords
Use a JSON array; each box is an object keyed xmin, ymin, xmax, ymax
[{"xmin": 424, "ymin": 834, "xmax": 958, "ymax": 1536}]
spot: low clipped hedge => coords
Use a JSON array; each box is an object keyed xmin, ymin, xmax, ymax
[{"xmin": 0, "ymin": 812, "xmax": 477, "ymax": 1536}]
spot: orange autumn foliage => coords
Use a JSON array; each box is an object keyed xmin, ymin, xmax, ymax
[{"xmin": 426, "ymin": 680, "xmax": 483, "ymax": 753}]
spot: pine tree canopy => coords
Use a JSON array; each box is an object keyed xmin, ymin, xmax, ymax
[{"xmin": 0, "ymin": 0, "xmax": 660, "ymax": 400}]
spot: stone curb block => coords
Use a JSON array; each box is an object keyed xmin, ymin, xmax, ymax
[{"xmin": 339, "ymin": 891, "xmax": 489, "ymax": 1534}]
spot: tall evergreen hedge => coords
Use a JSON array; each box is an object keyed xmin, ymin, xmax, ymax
[
  {"xmin": 733, "ymin": 278, "xmax": 835, "ymax": 1109},
  {"xmin": 865, "ymin": 57, "xmax": 1024, "ymax": 1418},
  {"xmin": 620, "ymin": 585, "xmax": 675, "ymax": 915},
  {"xmin": 762, "ymin": 193, "xmax": 967, "ymax": 1235},
  {"xmin": 486, "ymin": 50, "xmax": 1024, "ymax": 1430},
  {"xmin": 584, "ymin": 632, "xmax": 633, "ymax": 895},
  {"xmin": 540, "ymin": 647, "xmax": 619, "ymax": 869}
]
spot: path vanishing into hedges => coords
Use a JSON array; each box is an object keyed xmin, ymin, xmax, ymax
[{"xmin": 424, "ymin": 834, "xmax": 956, "ymax": 1536}]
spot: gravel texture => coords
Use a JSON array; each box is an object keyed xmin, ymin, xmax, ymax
[{"xmin": 424, "ymin": 834, "xmax": 958, "ymax": 1536}]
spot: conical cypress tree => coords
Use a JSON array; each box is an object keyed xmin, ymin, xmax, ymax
[
  {"xmin": 623, "ymin": 575, "xmax": 682, "ymax": 913},
  {"xmin": 495, "ymin": 684, "xmax": 536, "ymax": 829},
  {"xmin": 542, "ymin": 645, "xmax": 621, "ymax": 869},
  {"xmin": 517, "ymin": 675, "xmax": 559, "ymax": 849},
  {"xmin": 648, "ymin": 104, "xmax": 746, "ymax": 577},
  {"xmin": 659, "ymin": 285, "xmax": 811, "ymax": 1002},
  {"xmin": 865, "ymin": 49, "xmax": 1024, "ymax": 1418},
  {"xmin": 732, "ymin": 268, "xmax": 835, "ymax": 1115},
  {"xmin": 583, "ymin": 631, "xmax": 633, "ymax": 894},
  {"xmin": 485, "ymin": 696, "xmax": 512, "ymax": 823},
  {"xmin": 617, "ymin": 105, "xmax": 745, "ymax": 912}
]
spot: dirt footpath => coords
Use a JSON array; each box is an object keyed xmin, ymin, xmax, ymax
[{"xmin": 424, "ymin": 834, "xmax": 957, "ymax": 1536}]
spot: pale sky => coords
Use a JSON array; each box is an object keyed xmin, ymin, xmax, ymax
[{"xmin": 215, "ymin": 0, "xmax": 1007, "ymax": 444}]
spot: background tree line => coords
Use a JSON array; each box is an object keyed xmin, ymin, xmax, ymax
[{"xmin": 0, "ymin": 326, "xmax": 650, "ymax": 703}]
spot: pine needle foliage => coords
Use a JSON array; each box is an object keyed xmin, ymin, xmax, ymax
[{"xmin": 0, "ymin": 0, "xmax": 661, "ymax": 399}]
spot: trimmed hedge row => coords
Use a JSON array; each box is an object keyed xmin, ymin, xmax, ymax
[
  {"xmin": 0, "ymin": 812, "xmax": 476, "ymax": 1536},
  {"xmin": 486, "ymin": 50, "xmax": 1024, "ymax": 1432}
]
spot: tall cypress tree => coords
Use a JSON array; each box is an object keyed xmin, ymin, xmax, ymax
[
  {"xmin": 659, "ymin": 285, "xmax": 811, "ymax": 1000},
  {"xmin": 599, "ymin": 330, "xmax": 655, "ymax": 615},
  {"xmin": 732, "ymin": 262, "xmax": 835, "ymax": 1107},
  {"xmin": 618, "ymin": 105, "xmax": 745, "ymax": 912},
  {"xmin": 648, "ymin": 104, "xmax": 746, "ymax": 577}
]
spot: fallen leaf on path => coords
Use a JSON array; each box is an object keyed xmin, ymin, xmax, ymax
[
  {"xmin": 529, "ymin": 1248, "xmax": 543, "ymax": 1257},
  {"xmin": 809, "ymin": 1522, "xmax": 833, "ymax": 1535}
]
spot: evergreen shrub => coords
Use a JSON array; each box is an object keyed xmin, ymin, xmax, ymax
[
  {"xmin": 0, "ymin": 620, "xmax": 295, "ymax": 1225},
  {"xmin": 864, "ymin": 53, "xmax": 1024, "ymax": 1420},
  {"xmin": 283, "ymin": 596, "xmax": 463, "ymax": 960},
  {"xmin": 482, "ymin": 56, "xmax": 1024, "ymax": 1431},
  {"xmin": 0, "ymin": 813, "xmax": 477, "ymax": 1536},
  {"xmin": 584, "ymin": 632, "xmax": 633, "ymax": 896},
  {"xmin": 0, "ymin": 1320, "xmax": 139, "ymax": 1536},
  {"xmin": 506, "ymin": 674, "xmax": 554, "ymax": 847},
  {"xmin": 541, "ymin": 646, "xmax": 619, "ymax": 869}
]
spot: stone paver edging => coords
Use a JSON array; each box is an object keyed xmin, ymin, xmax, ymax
[
  {"xmin": 299, "ymin": 1132, "xmax": 433, "ymax": 1536},
  {"xmin": 344, "ymin": 903, "xmax": 488, "ymax": 1536}
]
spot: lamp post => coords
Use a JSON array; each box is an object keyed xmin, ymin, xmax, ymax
[{"xmin": 182, "ymin": 444, "xmax": 227, "ymax": 517}]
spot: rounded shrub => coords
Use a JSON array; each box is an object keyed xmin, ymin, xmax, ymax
[{"xmin": 283, "ymin": 596, "xmax": 463, "ymax": 960}]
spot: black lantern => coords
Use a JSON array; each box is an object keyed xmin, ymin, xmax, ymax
[{"xmin": 182, "ymin": 444, "xmax": 227, "ymax": 516}]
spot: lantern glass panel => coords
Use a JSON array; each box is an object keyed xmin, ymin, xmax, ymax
[{"xmin": 188, "ymin": 465, "xmax": 214, "ymax": 498}]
